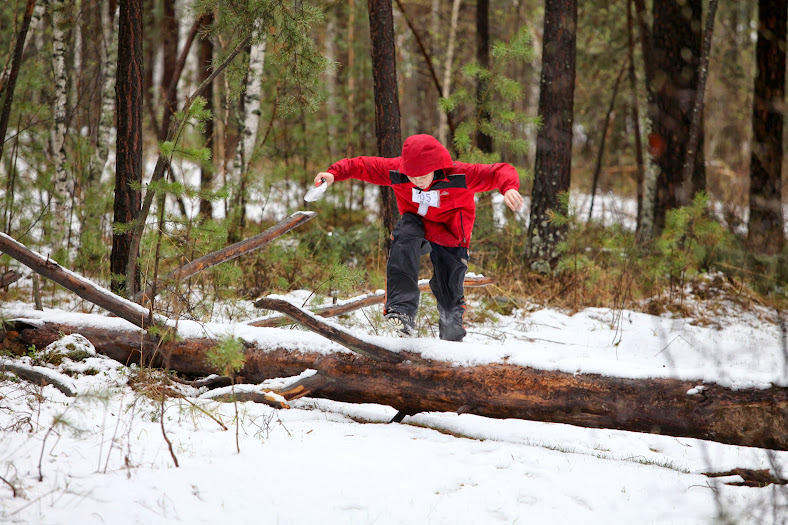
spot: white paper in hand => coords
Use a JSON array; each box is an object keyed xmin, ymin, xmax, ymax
[{"xmin": 304, "ymin": 181, "xmax": 328, "ymax": 202}]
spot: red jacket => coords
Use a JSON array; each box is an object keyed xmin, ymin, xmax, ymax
[{"xmin": 327, "ymin": 135, "xmax": 520, "ymax": 248}]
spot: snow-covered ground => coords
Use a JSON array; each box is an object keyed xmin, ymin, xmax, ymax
[{"xmin": 1, "ymin": 288, "xmax": 786, "ymax": 524}]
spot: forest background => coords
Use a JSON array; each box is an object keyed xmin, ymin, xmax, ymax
[{"xmin": 0, "ymin": 0, "xmax": 786, "ymax": 319}]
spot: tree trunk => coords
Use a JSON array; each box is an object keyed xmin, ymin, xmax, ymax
[
  {"xmin": 438, "ymin": 0, "xmax": 462, "ymax": 145},
  {"xmin": 475, "ymin": 0, "xmax": 492, "ymax": 153},
  {"xmin": 368, "ymin": 0, "xmax": 402, "ymax": 251},
  {"xmin": 4, "ymin": 318, "xmax": 787, "ymax": 451},
  {"xmin": 111, "ymin": 0, "xmax": 144, "ymax": 296},
  {"xmin": 49, "ymin": 0, "xmax": 70, "ymax": 234},
  {"xmin": 650, "ymin": 0, "xmax": 705, "ymax": 233},
  {"xmin": 80, "ymin": 2, "xmax": 118, "ymax": 267},
  {"xmin": 748, "ymin": 0, "xmax": 787, "ymax": 255},
  {"xmin": 228, "ymin": 35, "xmax": 267, "ymax": 243},
  {"xmin": 0, "ymin": 0, "xmax": 37, "ymax": 165},
  {"xmin": 525, "ymin": 0, "xmax": 577, "ymax": 272},
  {"xmin": 627, "ymin": 0, "xmax": 646, "ymax": 232},
  {"xmin": 198, "ymin": 13, "xmax": 215, "ymax": 221}
]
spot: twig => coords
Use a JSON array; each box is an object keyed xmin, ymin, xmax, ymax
[{"xmin": 0, "ymin": 473, "xmax": 17, "ymax": 497}]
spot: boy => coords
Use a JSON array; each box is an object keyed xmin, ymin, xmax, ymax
[{"xmin": 315, "ymin": 134, "xmax": 523, "ymax": 341}]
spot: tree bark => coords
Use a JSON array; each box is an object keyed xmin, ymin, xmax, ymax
[
  {"xmin": 367, "ymin": 0, "xmax": 402, "ymax": 250},
  {"xmin": 228, "ymin": 35, "xmax": 267, "ymax": 243},
  {"xmin": 49, "ymin": 0, "xmax": 70, "ymax": 229},
  {"xmin": 111, "ymin": 0, "xmax": 144, "ymax": 296},
  {"xmin": 650, "ymin": 0, "xmax": 705, "ymax": 232},
  {"xmin": 198, "ymin": 13, "xmax": 215, "ymax": 221},
  {"xmin": 4, "ymin": 318, "xmax": 787, "ymax": 451},
  {"xmin": 525, "ymin": 0, "xmax": 577, "ymax": 272},
  {"xmin": 475, "ymin": 0, "xmax": 492, "ymax": 153},
  {"xmin": 748, "ymin": 0, "xmax": 787, "ymax": 255}
]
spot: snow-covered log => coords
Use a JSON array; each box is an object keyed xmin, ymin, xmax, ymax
[{"xmin": 3, "ymin": 318, "xmax": 787, "ymax": 451}]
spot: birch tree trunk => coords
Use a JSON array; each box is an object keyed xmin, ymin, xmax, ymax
[
  {"xmin": 79, "ymin": 3, "xmax": 118, "ymax": 267},
  {"xmin": 437, "ymin": 0, "xmax": 461, "ymax": 145},
  {"xmin": 228, "ymin": 36, "xmax": 267, "ymax": 243},
  {"xmin": 49, "ymin": 0, "xmax": 71, "ymax": 237}
]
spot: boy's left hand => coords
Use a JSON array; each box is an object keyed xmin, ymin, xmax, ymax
[{"xmin": 503, "ymin": 189, "xmax": 524, "ymax": 212}]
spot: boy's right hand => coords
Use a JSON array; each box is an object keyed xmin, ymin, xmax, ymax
[{"xmin": 314, "ymin": 172, "xmax": 335, "ymax": 186}]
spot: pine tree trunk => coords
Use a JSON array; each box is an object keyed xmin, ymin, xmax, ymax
[
  {"xmin": 747, "ymin": 0, "xmax": 787, "ymax": 255},
  {"xmin": 368, "ymin": 0, "xmax": 402, "ymax": 249},
  {"xmin": 525, "ymin": 0, "xmax": 577, "ymax": 272},
  {"xmin": 111, "ymin": 0, "xmax": 144, "ymax": 296},
  {"xmin": 198, "ymin": 13, "xmax": 215, "ymax": 221},
  {"xmin": 650, "ymin": 0, "xmax": 705, "ymax": 233},
  {"xmin": 475, "ymin": 0, "xmax": 492, "ymax": 153}
]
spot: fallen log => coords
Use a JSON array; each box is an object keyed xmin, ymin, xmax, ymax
[
  {"xmin": 0, "ymin": 232, "xmax": 158, "ymax": 329},
  {"xmin": 249, "ymin": 275, "xmax": 495, "ymax": 327},
  {"xmin": 3, "ymin": 318, "xmax": 787, "ymax": 451},
  {"xmin": 134, "ymin": 211, "xmax": 316, "ymax": 304}
]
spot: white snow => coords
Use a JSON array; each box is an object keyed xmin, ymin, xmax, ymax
[{"xmin": 1, "ymin": 293, "xmax": 786, "ymax": 524}]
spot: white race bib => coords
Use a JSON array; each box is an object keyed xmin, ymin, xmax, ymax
[{"xmin": 412, "ymin": 188, "xmax": 440, "ymax": 216}]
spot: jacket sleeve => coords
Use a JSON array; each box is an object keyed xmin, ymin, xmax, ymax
[
  {"xmin": 327, "ymin": 156, "xmax": 400, "ymax": 186},
  {"xmin": 463, "ymin": 162, "xmax": 521, "ymax": 195}
]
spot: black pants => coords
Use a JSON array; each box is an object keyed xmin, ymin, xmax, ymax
[{"xmin": 385, "ymin": 213, "xmax": 468, "ymax": 341}]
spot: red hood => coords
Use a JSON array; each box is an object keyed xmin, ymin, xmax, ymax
[{"xmin": 399, "ymin": 134, "xmax": 454, "ymax": 178}]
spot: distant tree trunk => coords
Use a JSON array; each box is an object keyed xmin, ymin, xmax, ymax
[
  {"xmin": 475, "ymin": 0, "xmax": 492, "ymax": 153},
  {"xmin": 0, "ymin": 0, "xmax": 37, "ymax": 164},
  {"xmin": 526, "ymin": 0, "xmax": 577, "ymax": 272},
  {"xmin": 198, "ymin": 13, "xmax": 215, "ymax": 221},
  {"xmin": 627, "ymin": 0, "xmax": 646, "ymax": 231},
  {"xmin": 650, "ymin": 0, "xmax": 705, "ymax": 233},
  {"xmin": 368, "ymin": 0, "xmax": 402, "ymax": 250},
  {"xmin": 681, "ymin": 0, "xmax": 718, "ymax": 204},
  {"xmin": 632, "ymin": 0, "xmax": 658, "ymax": 241},
  {"xmin": 346, "ymin": 0, "xmax": 356, "ymax": 158},
  {"xmin": 111, "ymin": 0, "xmax": 143, "ymax": 295},
  {"xmin": 49, "ymin": 0, "xmax": 70, "ymax": 234},
  {"xmin": 80, "ymin": 2, "xmax": 118, "ymax": 267},
  {"xmin": 160, "ymin": 0, "xmax": 178, "ymax": 140},
  {"xmin": 748, "ymin": 0, "xmax": 787, "ymax": 255},
  {"xmin": 324, "ymin": 8, "xmax": 338, "ymax": 159},
  {"xmin": 228, "ymin": 36, "xmax": 267, "ymax": 243},
  {"xmin": 438, "ymin": 0, "xmax": 461, "ymax": 145}
]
